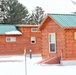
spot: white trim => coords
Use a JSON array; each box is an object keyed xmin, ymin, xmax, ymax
[
  {"xmin": 74, "ymin": 32, "xmax": 76, "ymax": 39},
  {"xmin": 6, "ymin": 37, "xmax": 16, "ymax": 42},
  {"xmin": 31, "ymin": 37, "xmax": 36, "ymax": 44},
  {"xmin": 16, "ymin": 25, "xmax": 39, "ymax": 27},
  {"xmin": 49, "ymin": 33, "xmax": 56, "ymax": 53}
]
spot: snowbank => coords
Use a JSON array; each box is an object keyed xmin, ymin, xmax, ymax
[
  {"xmin": 5, "ymin": 31, "xmax": 22, "ymax": 34},
  {"xmin": 0, "ymin": 55, "xmax": 76, "ymax": 75}
]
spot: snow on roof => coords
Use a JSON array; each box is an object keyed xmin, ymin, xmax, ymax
[{"xmin": 5, "ymin": 31, "xmax": 22, "ymax": 35}]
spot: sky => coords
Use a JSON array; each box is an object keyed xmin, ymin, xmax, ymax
[{"xmin": 18, "ymin": 0, "xmax": 76, "ymax": 14}]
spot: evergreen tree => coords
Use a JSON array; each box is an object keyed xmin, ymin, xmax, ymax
[
  {"xmin": 28, "ymin": 13, "xmax": 36, "ymax": 25},
  {"xmin": 29, "ymin": 6, "xmax": 45, "ymax": 25},
  {"xmin": 0, "ymin": 0, "xmax": 4, "ymax": 23},
  {"xmin": 1, "ymin": 0, "xmax": 29, "ymax": 24}
]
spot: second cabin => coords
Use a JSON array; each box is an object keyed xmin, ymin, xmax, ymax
[
  {"xmin": 0, "ymin": 14, "xmax": 76, "ymax": 65},
  {"xmin": 38, "ymin": 14, "xmax": 76, "ymax": 65}
]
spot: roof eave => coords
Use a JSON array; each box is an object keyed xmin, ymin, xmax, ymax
[
  {"xmin": 37, "ymin": 15, "xmax": 51, "ymax": 31},
  {"xmin": 16, "ymin": 25, "xmax": 39, "ymax": 27},
  {"xmin": 63, "ymin": 26, "xmax": 76, "ymax": 29}
]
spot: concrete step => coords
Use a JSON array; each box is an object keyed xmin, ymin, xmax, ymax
[{"xmin": 26, "ymin": 54, "xmax": 42, "ymax": 57}]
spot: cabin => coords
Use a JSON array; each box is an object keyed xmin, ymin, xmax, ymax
[
  {"xmin": 1, "ymin": 14, "xmax": 76, "ymax": 65},
  {"xmin": 0, "ymin": 24, "xmax": 41, "ymax": 55},
  {"xmin": 38, "ymin": 14, "xmax": 76, "ymax": 65}
]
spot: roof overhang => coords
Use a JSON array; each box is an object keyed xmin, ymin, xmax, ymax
[
  {"xmin": 63, "ymin": 27, "xmax": 76, "ymax": 29},
  {"xmin": 0, "ymin": 24, "xmax": 22, "ymax": 35}
]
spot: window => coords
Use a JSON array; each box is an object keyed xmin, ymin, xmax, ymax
[
  {"xmin": 31, "ymin": 37, "xmax": 36, "ymax": 44},
  {"xmin": 6, "ymin": 37, "xmax": 16, "ymax": 42},
  {"xmin": 31, "ymin": 28, "xmax": 37, "ymax": 32},
  {"xmin": 74, "ymin": 32, "xmax": 76, "ymax": 39},
  {"xmin": 49, "ymin": 33, "xmax": 56, "ymax": 53}
]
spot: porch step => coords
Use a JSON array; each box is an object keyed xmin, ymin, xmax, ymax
[{"xmin": 36, "ymin": 56, "xmax": 61, "ymax": 64}]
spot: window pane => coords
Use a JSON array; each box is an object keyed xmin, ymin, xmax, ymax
[
  {"xmin": 31, "ymin": 37, "xmax": 35, "ymax": 41},
  {"xmin": 50, "ymin": 44, "xmax": 55, "ymax": 52},
  {"xmin": 7, "ymin": 38, "xmax": 11, "ymax": 41},
  {"xmin": 11, "ymin": 38, "xmax": 16, "ymax": 41},
  {"xmin": 6, "ymin": 37, "xmax": 16, "ymax": 42},
  {"xmin": 31, "ymin": 28, "xmax": 37, "ymax": 32},
  {"xmin": 74, "ymin": 32, "xmax": 76, "ymax": 39},
  {"xmin": 31, "ymin": 37, "xmax": 36, "ymax": 44},
  {"xmin": 50, "ymin": 34, "xmax": 55, "ymax": 43}
]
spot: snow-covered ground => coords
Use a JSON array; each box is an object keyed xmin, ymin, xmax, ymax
[{"xmin": 0, "ymin": 55, "xmax": 76, "ymax": 75}]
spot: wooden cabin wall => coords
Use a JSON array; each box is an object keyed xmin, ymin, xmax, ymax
[
  {"xmin": 0, "ymin": 35, "xmax": 24, "ymax": 55},
  {"xmin": 64, "ymin": 29, "xmax": 76, "ymax": 60},
  {"xmin": 41, "ymin": 19, "xmax": 65, "ymax": 59},
  {"xmin": 0, "ymin": 26, "xmax": 41, "ymax": 55},
  {"xmin": 19, "ymin": 26, "xmax": 41, "ymax": 54}
]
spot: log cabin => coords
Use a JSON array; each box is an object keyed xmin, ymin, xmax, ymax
[
  {"xmin": 0, "ymin": 24, "xmax": 41, "ymax": 55},
  {"xmin": 0, "ymin": 14, "xmax": 76, "ymax": 65},
  {"xmin": 38, "ymin": 14, "xmax": 76, "ymax": 65}
]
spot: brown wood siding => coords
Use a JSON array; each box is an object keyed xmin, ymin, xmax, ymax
[
  {"xmin": 0, "ymin": 35, "xmax": 24, "ymax": 55},
  {"xmin": 18, "ymin": 26, "xmax": 41, "ymax": 54},
  {"xmin": 0, "ymin": 26, "xmax": 41, "ymax": 55},
  {"xmin": 64, "ymin": 29, "xmax": 76, "ymax": 60},
  {"xmin": 41, "ymin": 19, "xmax": 65, "ymax": 59}
]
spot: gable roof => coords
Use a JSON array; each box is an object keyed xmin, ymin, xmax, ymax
[
  {"xmin": 0, "ymin": 24, "xmax": 22, "ymax": 35},
  {"xmin": 50, "ymin": 14, "xmax": 76, "ymax": 28},
  {"xmin": 38, "ymin": 14, "xmax": 76, "ymax": 30}
]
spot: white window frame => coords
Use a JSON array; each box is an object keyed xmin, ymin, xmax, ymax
[
  {"xmin": 31, "ymin": 37, "xmax": 36, "ymax": 44},
  {"xmin": 74, "ymin": 32, "xmax": 76, "ymax": 39},
  {"xmin": 31, "ymin": 28, "xmax": 37, "ymax": 32},
  {"xmin": 49, "ymin": 33, "xmax": 56, "ymax": 53},
  {"xmin": 6, "ymin": 37, "xmax": 16, "ymax": 42}
]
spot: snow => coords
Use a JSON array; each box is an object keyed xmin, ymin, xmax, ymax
[
  {"xmin": 5, "ymin": 31, "xmax": 22, "ymax": 35},
  {"xmin": 0, "ymin": 55, "xmax": 76, "ymax": 75}
]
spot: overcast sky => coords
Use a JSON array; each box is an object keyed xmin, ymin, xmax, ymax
[{"xmin": 18, "ymin": 0, "xmax": 76, "ymax": 14}]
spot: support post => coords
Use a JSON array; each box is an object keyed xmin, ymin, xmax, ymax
[
  {"xmin": 60, "ymin": 49, "xmax": 63, "ymax": 60},
  {"xmin": 24, "ymin": 48, "xmax": 27, "ymax": 75},
  {"xmin": 30, "ymin": 49, "xmax": 32, "ymax": 59}
]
